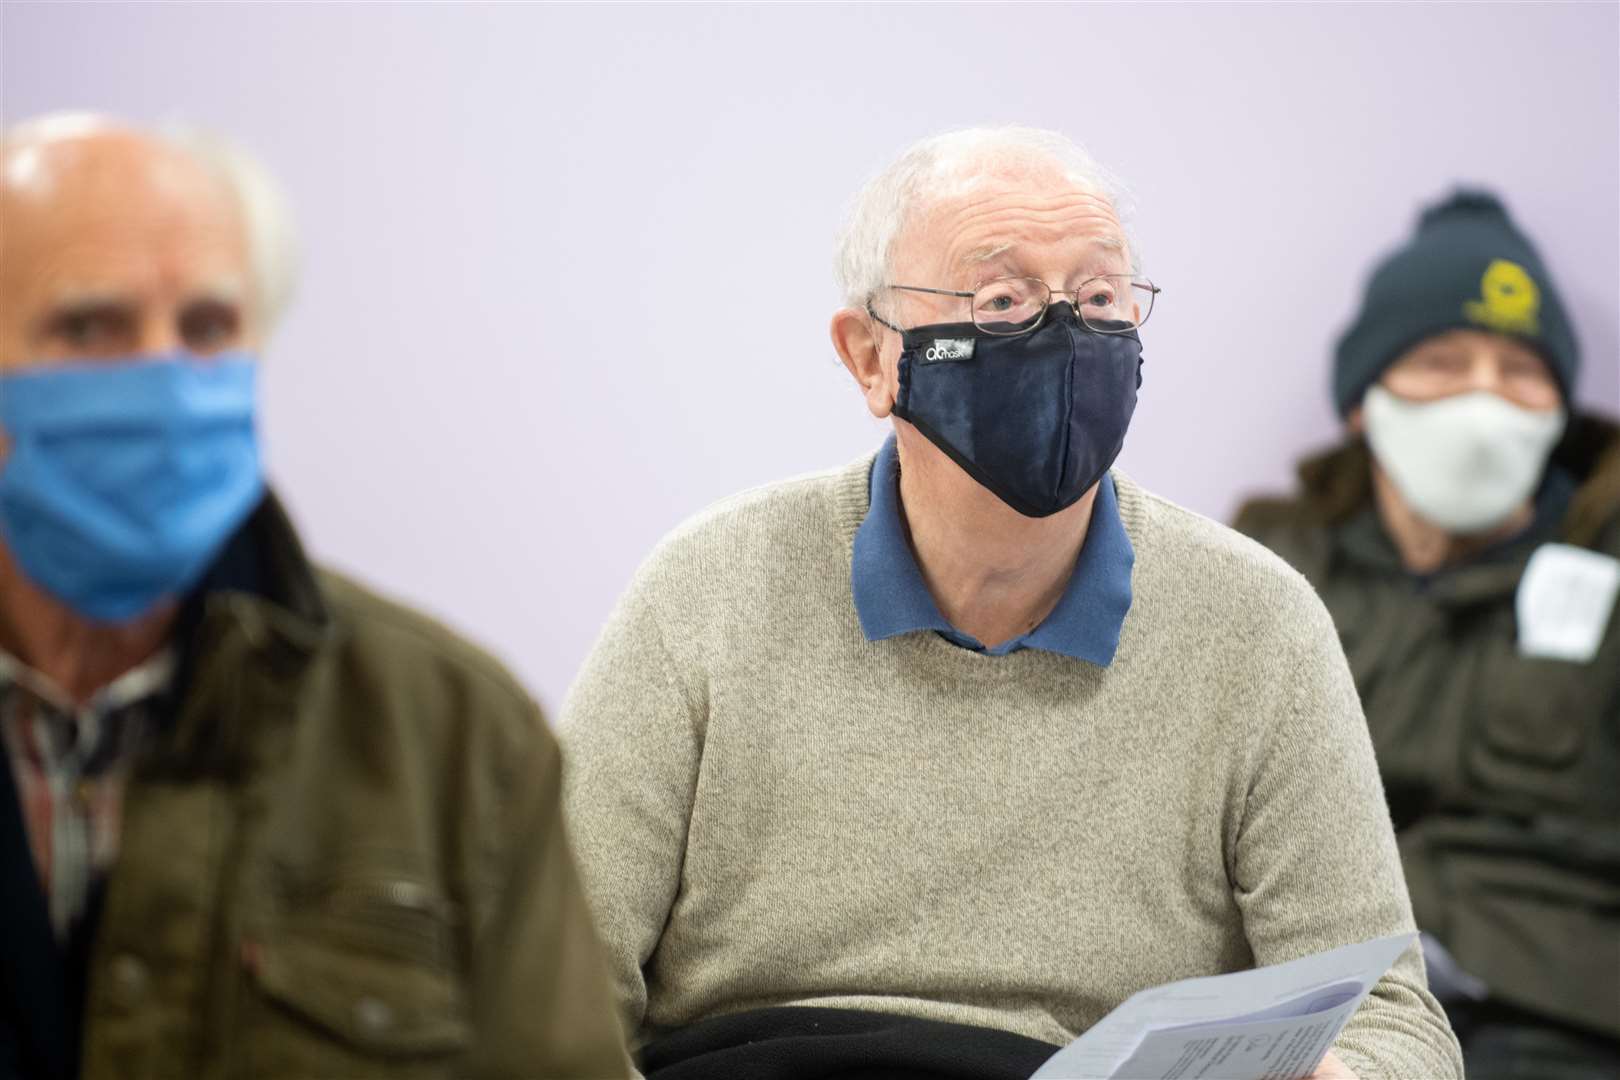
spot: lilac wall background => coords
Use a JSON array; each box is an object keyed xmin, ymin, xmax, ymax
[{"xmin": 4, "ymin": 2, "xmax": 1617, "ymax": 712}]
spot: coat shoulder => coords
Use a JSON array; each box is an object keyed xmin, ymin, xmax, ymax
[
  {"xmin": 315, "ymin": 569, "xmax": 552, "ymax": 757},
  {"xmin": 1231, "ymin": 491, "xmax": 1313, "ymax": 540}
]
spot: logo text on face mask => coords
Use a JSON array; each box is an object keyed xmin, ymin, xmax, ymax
[{"xmin": 922, "ymin": 338, "xmax": 975, "ymax": 363}]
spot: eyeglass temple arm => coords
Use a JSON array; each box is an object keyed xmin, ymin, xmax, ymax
[
  {"xmin": 863, "ymin": 302, "xmax": 902, "ymax": 333},
  {"xmin": 884, "ymin": 284, "xmax": 977, "ymax": 299},
  {"xmin": 866, "ymin": 285, "xmax": 976, "ymax": 333}
]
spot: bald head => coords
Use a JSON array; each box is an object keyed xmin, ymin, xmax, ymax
[{"xmin": 1, "ymin": 117, "xmax": 265, "ymax": 370}]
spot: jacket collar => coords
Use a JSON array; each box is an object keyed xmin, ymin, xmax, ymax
[
  {"xmin": 150, "ymin": 491, "xmax": 332, "ymax": 777},
  {"xmin": 1296, "ymin": 413, "xmax": 1618, "ymax": 605},
  {"xmin": 185, "ymin": 490, "xmax": 331, "ymax": 657}
]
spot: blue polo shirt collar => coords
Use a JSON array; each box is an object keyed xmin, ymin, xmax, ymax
[{"xmin": 851, "ymin": 436, "xmax": 1133, "ymax": 666}]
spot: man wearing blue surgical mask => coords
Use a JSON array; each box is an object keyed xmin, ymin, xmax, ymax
[
  {"xmin": 0, "ymin": 115, "xmax": 628, "ymax": 1079},
  {"xmin": 561, "ymin": 127, "xmax": 1461, "ymax": 1080},
  {"xmin": 1237, "ymin": 191, "xmax": 1620, "ymax": 1080}
]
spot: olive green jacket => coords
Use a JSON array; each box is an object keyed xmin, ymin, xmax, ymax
[
  {"xmin": 1234, "ymin": 414, "xmax": 1620, "ymax": 1039},
  {"xmin": 71, "ymin": 497, "xmax": 630, "ymax": 1078}
]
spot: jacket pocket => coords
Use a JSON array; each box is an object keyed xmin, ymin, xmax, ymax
[
  {"xmin": 237, "ymin": 877, "xmax": 469, "ymax": 1078},
  {"xmin": 1464, "ymin": 631, "xmax": 1599, "ymax": 809}
]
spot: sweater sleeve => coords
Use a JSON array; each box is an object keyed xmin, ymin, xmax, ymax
[
  {"xmin": 1230, "ymin": 579, "xmax": 1463, "ymax": 1080},
  {"xmin": 559, "ymin": 568, "xmax": 703, "ymax": 1051}
]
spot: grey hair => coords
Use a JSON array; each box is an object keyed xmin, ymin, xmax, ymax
[
  {"xmin": 162, "ymin": 125, "xmax": 300, "ymax": 334},
  {"xmin": 1, "ymin": 112, "xmax": 299, "ymax": 335},
  {"xmin": 833, "ymin": 126, "xmax": 1138, "ymax": 310}
]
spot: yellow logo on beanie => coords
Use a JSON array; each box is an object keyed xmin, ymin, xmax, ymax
[{"xmin": 1464, "ymin": 259, "xmax": 1540, "ymax": 335}]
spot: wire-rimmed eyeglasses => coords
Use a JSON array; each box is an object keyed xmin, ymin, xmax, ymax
[{"xmin": 867, "ymin": 275, "xmax": 1161, "ymax": 336}]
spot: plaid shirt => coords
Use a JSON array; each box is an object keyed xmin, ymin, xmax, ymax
[{"xmin": 0, "ymin": 648, "xmax": 172, "ymax": 941}]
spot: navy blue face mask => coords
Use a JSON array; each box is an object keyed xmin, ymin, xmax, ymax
[{"xmin": 890, "ymin": 303, "xmax": 1143, "ymax": 518}]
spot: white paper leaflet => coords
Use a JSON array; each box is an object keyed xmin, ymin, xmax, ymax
[{"xmin": 1030, "ymin": 933, "xmax": 1416, "ymax": 1080}]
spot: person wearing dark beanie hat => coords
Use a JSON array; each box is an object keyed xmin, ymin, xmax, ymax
[
  {"xmin": 1235, "ymin": 187, "xmax": 1620, "ymax": 1080},
  {"xmin": 1332, "ymin": 189, "xmax": 1581, "ymax": 416}
]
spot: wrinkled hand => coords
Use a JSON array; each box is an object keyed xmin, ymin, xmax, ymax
[{"xmin": 1305, "ymin": 1050, "xmax": 1360, "ymax": 1079}]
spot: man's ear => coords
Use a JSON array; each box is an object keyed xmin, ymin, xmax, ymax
[
  {"xmin": 1346, "ymin": 404, "xmax": 1365, "ymax": 435},
  {"xmin": 830, "ymin": 307, "xmax": 894, "ymax": 419}
]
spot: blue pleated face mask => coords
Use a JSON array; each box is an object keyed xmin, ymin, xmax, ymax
[
  {"xmin": 0, "ymin": 353, "xmax": 264, "ymax": 623},
  {"xmin": 891, "ymin": 303, "xmax": 1143, "ymax": 518}
]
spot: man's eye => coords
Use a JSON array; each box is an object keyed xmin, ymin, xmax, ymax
[
  {"xmin": 1082, "ymin": 284, "xmax": 1121, "ymax": 310},
  {"xmin": 1500, "ymin": 353, "xmax": 1545, "ymax": 378},
  {"xmin": 62, "ymin": 314, "xmax": 99, "ymax": 344},
  {"xmin": 983, "ymin": 295, "xmax": 1015, "ymax": 312},
  {"xmin": 180, "ymin": 302, "xmax": 241, "ymax": 352},
  {"xmin": 48, "ymin": 308, "xmax": 130, "ymax": 352},
  {"xmin": 1417, "ymin": 352, "xmax": 1465, "ymax": 372}
]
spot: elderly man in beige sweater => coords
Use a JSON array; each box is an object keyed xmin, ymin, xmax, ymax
[{"xmin": 562, "ymin": 127, "xmax": 1462, "ymax": 1080}]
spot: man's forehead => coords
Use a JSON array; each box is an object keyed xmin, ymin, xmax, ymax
[
  {"xmin": 1418, "ymin": 328, "xmax": 1547, "ymax": 360},
  {"xmin": 2, "ymin": 130, "xmax": 238, "ymax": 236},
  {"xmin": 1, "ymin": 135, "xmax": 245, "ymax": 273},
  {"xmin": 1, "ymin": 192, "xmax": 251, "ymax": 325},
  {"xmin": 959, "ymin": 232, "xmax": 1126, "ymax": 266},
  {"xmin": 31, "ymin": 272, "xmax": 247, "ymax": 308},
  {"xmin": 903, "ymin": 181, "xmax": 1129, "ymax": 277}
]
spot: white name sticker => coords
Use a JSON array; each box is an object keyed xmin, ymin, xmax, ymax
[{"xmin": 1516, "ymin": 543, "xmax": 1620, "ymax": 663}]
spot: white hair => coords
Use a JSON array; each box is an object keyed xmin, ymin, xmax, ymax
[
  {"xmin": 162, "ymin": 125, "xmax": 300, "ymax": 334},
  {"xmin": 1, "ymin": 112, "xmax": 300, "ymax": 335},
  {"xmin": 833, "ymin": 126, "xmax": 1138, "ymax": 310}
]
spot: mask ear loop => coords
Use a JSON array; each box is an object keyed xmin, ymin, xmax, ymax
[{"xmin": 863, "ymin": 298, "xmax": 908, "ymax": 417}]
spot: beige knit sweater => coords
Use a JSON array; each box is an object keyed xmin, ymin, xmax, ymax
[{"xmin": 561, "ymin": 452, "xmax": 1462, "ymax": 1079}]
